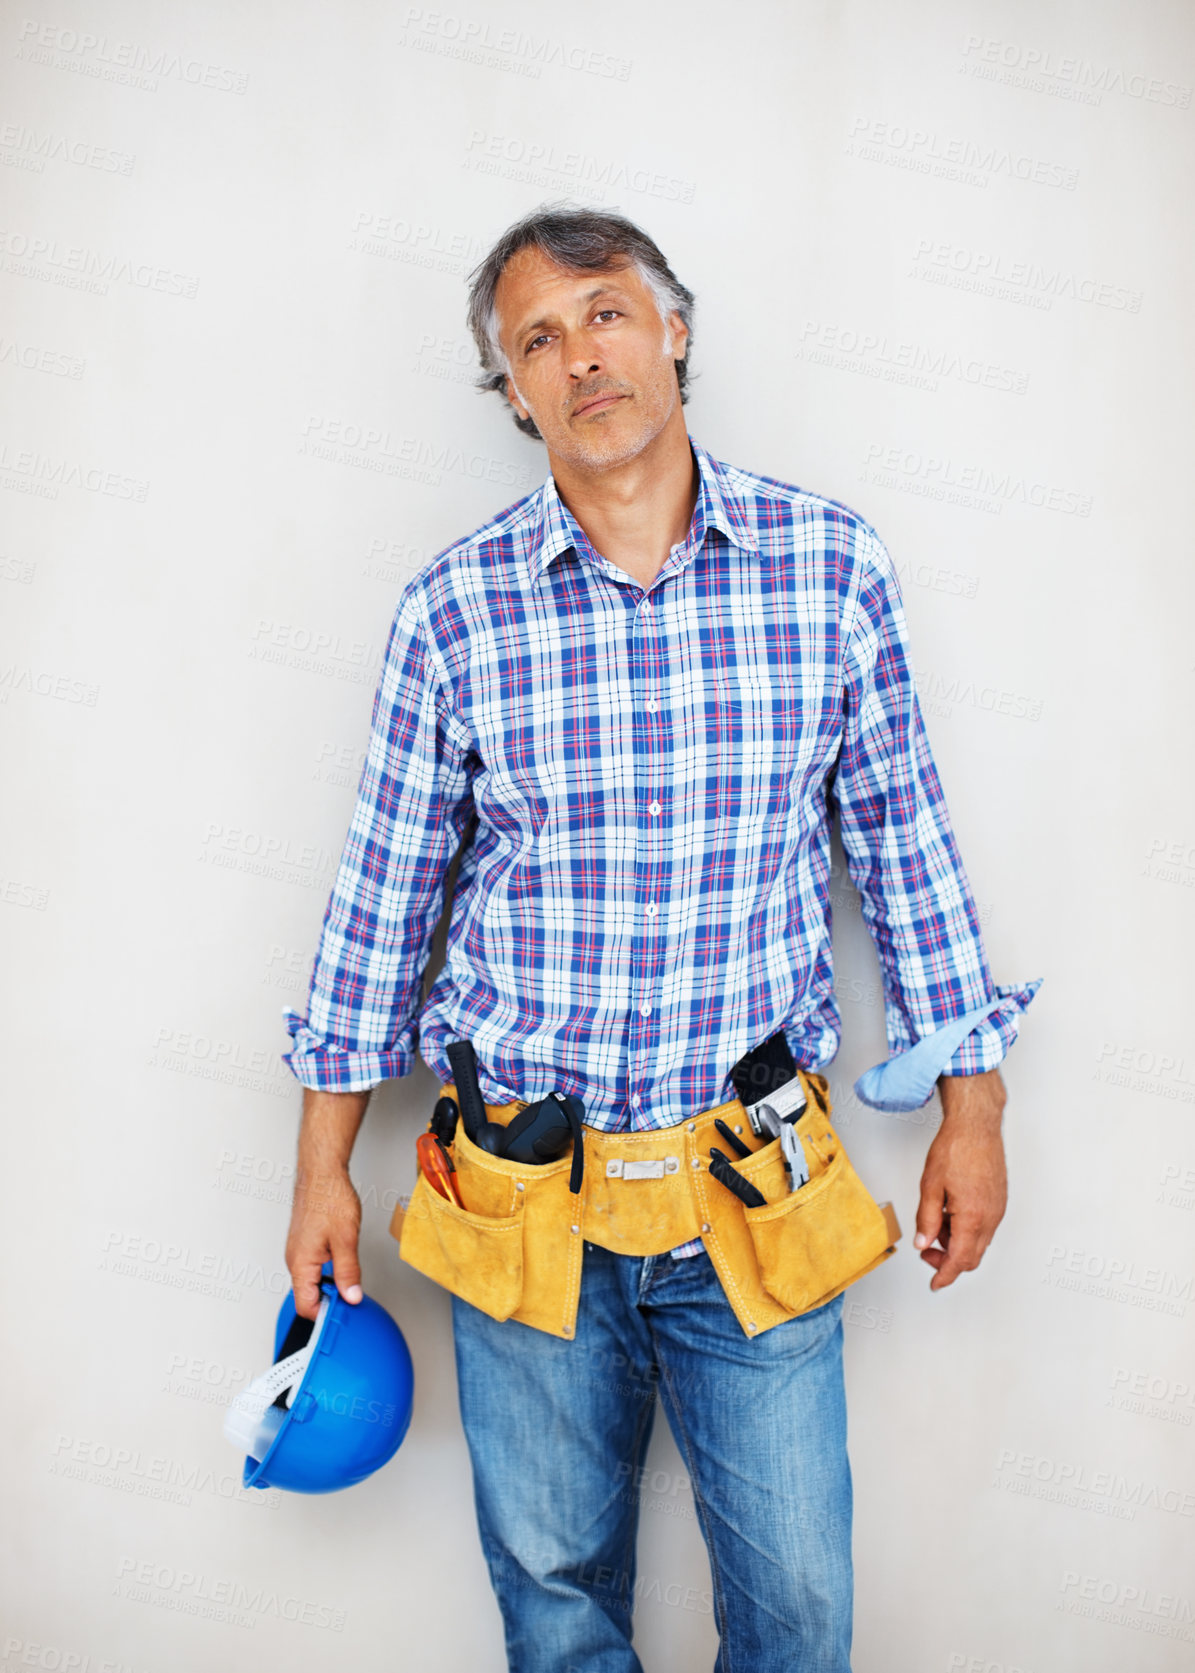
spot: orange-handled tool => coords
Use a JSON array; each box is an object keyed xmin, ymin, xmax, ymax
[{"xmin": 416, "ymin": 1132, "xmax": 465, "ymax": 1209}]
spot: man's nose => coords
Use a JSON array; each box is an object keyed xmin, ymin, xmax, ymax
[{"xmin": 566, "ymin": 333, "xmax": 602, "ymax": 379}]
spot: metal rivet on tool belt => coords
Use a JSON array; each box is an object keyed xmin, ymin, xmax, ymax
[
  {"xmin": 701, "ymin": 1223, "xmax": 710, "ymax": 1233},
  {"xmin": 686, "ymin": 1122, "xmax": 695, "ymax": 1132},
  {"xmin": 691, "ymin": 1158, "xmax": 700, "ymax": 1169},
  {"xmin": 571, "ymin": 1225, "xmax": 580, "ymax": 1234},
  {"xmin": 515, "ymin": 1181, "xmax": 525, "ymax": 1191},
  {"xmin": 747, "ymin": 1323, "xmax": 758, "ymax": 1333}
]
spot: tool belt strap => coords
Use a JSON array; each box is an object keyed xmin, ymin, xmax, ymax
[{"xmin": 392, "ymin": 1067, "xmax": 899, "ymax": 1341}]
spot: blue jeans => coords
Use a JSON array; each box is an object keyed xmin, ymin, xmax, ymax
[{"xmin": 452, "ymin": 1242, "xmax": 853, "ymax": 1672}]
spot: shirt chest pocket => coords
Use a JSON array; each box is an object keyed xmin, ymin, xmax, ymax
[{"xmin": 684, "ymin": 679, "xmax": 815, "ymax": 824}]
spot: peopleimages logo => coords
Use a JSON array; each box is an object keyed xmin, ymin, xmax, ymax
[
  {"xmin": 98, "ymin": 1229, "xmax": 290, "ymax": 1302},
  {"xmin": 348, "ymin": 213, "xmax": 487, "ymax": 275},
  {"xmin": 846, "ymin": 114, "xmax": 1078, "ymax": 190},
  {"xmin": 1093, "ymin": 1041, "xmax": 1195, "ymax": 1102},
  {"xmin": 0, "ymin": 121, "xmax": 136, "ymax": 175},
  {"xmin": 1156, "ymin": 1162, "xmax": 1195, "ymax": 1214},
  {"xmin": 399, "ymin": 7, "xmax": 632, "ymax": 80},
  {"xmin": 1109, "ymin": 1365, "xmax": 1195, "ymax": 1426},
  {"xmin": 298, "ymin": 416, "xmax": 530, "ymax": 489},
  {"xmin": 959, "ymin": 35, "xmax": 1192, "ymax": 108},
  {"xmin": 2, "ymin": 1636, "xmax": 142, "ymax": 1671},
  {"xmin": 148, "ymin": 1026, "xmax": 291, "ymax": 1100},
  {"xmin": 14, "ymin": 19, "xmax": 250, "ymax": 94},
  {"xmin": 113, "ymin": 1555, "xmax": 346, "ymax": 1631},
  {"xmin": 914, "ymin": 667, "xmax": 1044, "ymax": 724},
  {"xmin": 0, "ymin": 231, "xmax": 199, "ymax": 298},
  {"xmin": 946, "ymin": 1657, "xmax": 1039, "ymax": 1673},
  {"xmin": 909, "ymin": 238, "xmax": 1141, "ymax": 313},
  {"xmin": 0, "ymin": 663, "xmax": 99, "ymax": 705},
  {"xmin": 0, "ymin": 441, "xmax": 148, "ymax": 500},
  {"xmin": 197, "ymin": 822, "xmax": 336, "ymax": 889},
  {"xmin": 462, "ymin": 130, "xmax": 696, "ymax": 204},
  {"xmin": 1042, "ymin": 1243, "xmax": 1191, "ymax": 1316},
  {"xmin": 861, "ymin": 441, "xmax": 1092, "ymax": 516},
  {"xmin": 0, "ymin": 334, "xmax": 86, "ymax": 376},
  {"xmin": 249, "ymin": 620, "xmax": 383, "ymax": 686},
  {"xmin": 796, "ymin": 318, "xmax": 1029, "ymax": 397},
  {"xmin": 1057, "ymin": 1571, "xmax": 1195, "ymax": 1642},
  {"xmin": 1142, "ymin": 836, "xmax": 1195, "ymax": 887},
  {"xmin": 993, "ymin": 1447, "xmax": 1195, "ymax": 1520},
  {"xmin": 49, "ymin": 1432, "xmax": 277, "ymax": 1510}
]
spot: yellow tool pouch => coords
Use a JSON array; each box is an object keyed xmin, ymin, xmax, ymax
[{"xmin": 391, "ymin": 1071, "xmax": 899, "ymax": 1341}]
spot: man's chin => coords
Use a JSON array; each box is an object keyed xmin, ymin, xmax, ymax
[{"xmin": 552, "ymin": 414, "xmax": 658, "ymax": 471}]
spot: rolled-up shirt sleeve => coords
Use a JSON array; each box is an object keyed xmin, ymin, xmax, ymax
[
  {"xmin": 834, "ymin": 529, "xmax": 1039, "ymax": 1111},
  {"xmin": 282, "ymin": 584, "xmax": 476, "ymax": 1091}
]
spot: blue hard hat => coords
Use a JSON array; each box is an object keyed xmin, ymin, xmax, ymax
[{"xmin": 223, "ymin": 1263, "xmax": 414, "ymax": 1493}]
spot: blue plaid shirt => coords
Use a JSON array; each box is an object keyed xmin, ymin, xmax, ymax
[{"xmin": 284, "ymin": 440, "xmax": 1036, "ymax": 1248}]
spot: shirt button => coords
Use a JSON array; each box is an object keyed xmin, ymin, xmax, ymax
[
  {"xmin": 630, "ymin": 1094, "xmax": 642, "ymax": 1108},
  {"xmin": 649, "ymin": 801, "xmax": 661, "ymax": 816},
  {"xmin": 640, "ymin": 1003, "xmax": 652, "ymax": 1017},
  {"xmin": 646, "ymin": 698, "xmax": 657, "ymax": 713},
  {"xmin": 645, "ymin": 903, "xmax": 657, "ymax": 917}
]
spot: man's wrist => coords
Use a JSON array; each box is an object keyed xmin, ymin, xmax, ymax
[{"xmin": 937, "ymin": 1066, "xmax": 1006, "ymax": 1126}]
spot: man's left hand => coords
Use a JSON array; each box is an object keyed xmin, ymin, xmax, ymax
[{"xmin": 914, "ymin": 1068, "xmax": 1007, "ymax": 1291}]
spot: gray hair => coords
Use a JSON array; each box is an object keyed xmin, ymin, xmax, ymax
[{"xmin": 465, "ymin": 201, "xmax": 696, "ymax": 439}]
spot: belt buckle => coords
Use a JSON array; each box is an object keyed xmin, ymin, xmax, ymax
[{"xmin": 605, "ymin": 1157, "xmax": 680, "ymax": 1180}]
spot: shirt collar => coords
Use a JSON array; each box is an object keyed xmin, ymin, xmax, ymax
[{"xmin": 526, "ymin": 437, "xmax": 760, "ymax": 590}]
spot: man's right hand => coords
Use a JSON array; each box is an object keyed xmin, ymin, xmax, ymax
[
  {"xmin": 286, "ymin": 1086, "xmax": 372, "ymax": 1319},
  {"xmin": 286, "ymin": 1166, "xmax": 364, "ymax": 1319}
]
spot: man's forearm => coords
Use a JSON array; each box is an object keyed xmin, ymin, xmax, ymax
[{"xmin": 297, "ymin": 1086, "xmax": 372, "ymax": 1185}]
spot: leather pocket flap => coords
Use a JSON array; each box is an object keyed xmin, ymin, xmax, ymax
[
  {"xmin": 399, "ymin": 1174, "xmax": 525, "ymax": 1323},
  {"xmin": 743, "ymin": 1144, "xmax": 897, "ymax": 1316}
]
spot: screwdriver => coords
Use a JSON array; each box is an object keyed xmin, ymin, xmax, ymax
[
  {"xmin": 714, "ymin": 1118, "xmax": 752, "ymax": 1159},
  {"xmin": 708, "ymin": 1147, "xmax": 767, "ymax": 1209}
]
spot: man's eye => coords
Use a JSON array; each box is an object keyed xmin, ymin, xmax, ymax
[
  {"xmin": 525, "ymin": 334, "xmax": 550, "ymax": 353},
  {"xmin": 594, "ymin": 309, "xmax": 621, "ymax": 323}
]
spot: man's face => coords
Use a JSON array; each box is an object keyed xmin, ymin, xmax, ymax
[{"xmin": 493, "ymin": 246, "xmax": 689, "ymax": 472}]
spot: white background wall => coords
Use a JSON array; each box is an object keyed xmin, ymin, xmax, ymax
[{"xmin": 3, "ymin": 1, "xmax": 1193, "ymax": 1668}]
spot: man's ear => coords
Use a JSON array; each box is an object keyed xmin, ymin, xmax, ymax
[
  {"xmin": 505, "ymin": 376, "xmax": 530, "ymax": 423},
  {"xmin": 666, "ymin": 309, "xmax": 689, "ymax": 363}
]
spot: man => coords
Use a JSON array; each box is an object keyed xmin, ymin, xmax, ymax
[{"xmin": 283, "ymin": 205, "xmax": 1037, "ymax": 1670}]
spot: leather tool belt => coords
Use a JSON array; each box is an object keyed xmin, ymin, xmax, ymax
[{"xmin": 391, "ymin": 1062, "xmax": 900, "ymax": 1341}]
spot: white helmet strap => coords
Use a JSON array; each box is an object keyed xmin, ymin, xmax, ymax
[{"xmin": 222, "ymin": 1293, "xmax": 331, "ymax": 1455}]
